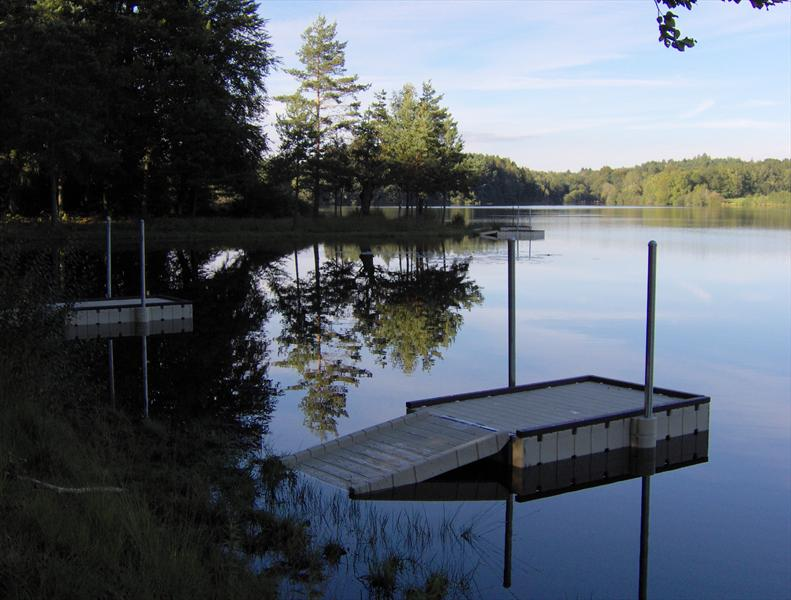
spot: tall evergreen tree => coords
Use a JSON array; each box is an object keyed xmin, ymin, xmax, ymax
[
  {"xmin": 419, "ymin": 81, "xmax": 464, "ymax": 214},
  {"xmin": 274, "ymin": 93, "xmax": 314, "ymax": 211},
  {"xmin": 278, "ymin": 15, "xmax": 368, "ymax": 216},
  {"xmin": 349, "ymin": 91, "xmax": 388, "ymax": 215},
  {"xmin": 379, "ymin": 82, "xmax": 464, "ymax": 215},
  {"xmin": 0, "ymin": 0, "xmax": 274, "ymax": 218},
  {"xmin": 380, "ymin": 83, "xmax": 430, "ymax": 216}
]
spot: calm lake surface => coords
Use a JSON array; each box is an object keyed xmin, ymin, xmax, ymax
[{"xmin": 73, "ymin": 207, "xmax": 790, "ymax": 598}]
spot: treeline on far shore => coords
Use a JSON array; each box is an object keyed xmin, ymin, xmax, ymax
[{"xmin": 458, "ymin": 154, "xmax": 791, "ymax": 208}]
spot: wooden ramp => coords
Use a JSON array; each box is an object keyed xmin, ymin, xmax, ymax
[{"xmin": 281, "ymin": 411, "xmax": 511, "ymax": 495}]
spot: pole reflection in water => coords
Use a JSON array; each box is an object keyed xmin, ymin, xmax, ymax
[
  {"xmin": 108, "ymin": 340, "xmax": 116, "ymax": 407},
  {"xmin": 142, "ymin": 334, "xmax": 149, "ymax": 418},
  {"xmin": 504, "ymin": 492, "xmax": 513, "ymax": 589},
  {"xmin": 507, "ymin": 239, "xmax": 516, "ymax": 389},
  {"xmin": 355, "ymin": 433, "xmax": 707, "ymax": 596},
  {"xmin": 106, "ymin": 216, "xmax": 116, "ymax": 406},
  {"xmin": 505, "ymin": 237, "xmax": 517, "ymax": 587},
  {"xmin": 640, "ymin": 473, "xmax": 651, "ymax": 600}
]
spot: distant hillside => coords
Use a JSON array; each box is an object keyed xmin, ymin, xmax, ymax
[{"xmin": 458, "ymin": 154, "xmax": 790, "ymax": 207}]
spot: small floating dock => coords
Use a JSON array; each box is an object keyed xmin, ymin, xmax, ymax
[
  {"xmin": 480, "ymin": 226, "xmax": 545, "ymax": 241},
  {"xmin": 282, "ymin": 375, "xmax": 710, "ymax": 495},
  {"xmin": 67, "ymin": 296, "xmax": 192, "ymax": 324}
]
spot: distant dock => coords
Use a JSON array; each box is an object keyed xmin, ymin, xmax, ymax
[
  {"xmin": 480, "ymin": 226, "xmax": 545, "ymax": 241},
  {"xmin": 61, "ymin": 296, "xmax": 192, "ymax": 339},
  {"xmin": 282, "ymin": 375, "xmax": 710, "ymax": 495}
]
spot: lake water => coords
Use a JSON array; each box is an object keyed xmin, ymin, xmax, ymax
[{"xmin": 73, "ymin": 207, "xmax": 790, "ymax": 598}]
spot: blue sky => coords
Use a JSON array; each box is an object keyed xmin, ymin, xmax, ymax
[{"xmin": 260, "ymin": 1, "xmax": 790, "ymax": 171}]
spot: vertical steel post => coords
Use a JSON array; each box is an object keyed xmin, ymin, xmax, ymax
[
  {"xmin": 139, "ymin": 219, "xmax": 146, "ymax": 308},
  {"xmin": 105, "ymin": 217, "xmax": 112, "ymax": 299},
  {"xmin": 639, "ymin": 475, "xmax": 651, "ymax": 600},
  {"xmin": 503, "ymin": 494, "xmax": 514, "ymax": 588},
  {"xmin": 507, "ymin": 239, "xmax": 516, "ymax": 388},
  {"xmin": 644, "ymin": 241, "xmax": 657, "ymax": 418}
]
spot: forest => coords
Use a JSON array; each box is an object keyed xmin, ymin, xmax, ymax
[
  {"xmin": 460, "ymin": 154, "xmax": 791, "ymax": 207},
  {"xmin": 1, "ymin": 3, "xmax": 788, "ymax": 221}
]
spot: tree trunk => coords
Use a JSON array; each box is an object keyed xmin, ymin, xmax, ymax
[
  {"xmin": 313, "ymin": 242, "xmax": 322, "ymax": 361},
  {"xmin": 313, "ymin": 91, "xmax": 321, "ymax": 217},
  {"xmin": 359, "ymin": 184, "xmax": 373, "ymax": 216},
  {"xmin": 292, "ymin": 175, "xmax": 300, "ymax": 229},
  {"xmin": 50, "ymin": 171, "xmax": 62, "ymax": 222},
  {"xmin": 7, "ymin": 166, "xmax": 20, "ymax": 214},
  {"xmin": 294, "ymin": 248, "xmax": 303, "ymax": 328}
]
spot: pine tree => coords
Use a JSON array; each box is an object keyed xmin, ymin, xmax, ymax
[
  {"xmin": 349, "ymin": 91, "xmax": 388, "ymax": 215},
  {"xmin": 278, "ymin": 16, "xmax": 368, "ymax": 216},
  {"xmin": 274, "ymin": 94, "xmax": 314, "ymax": 211}
]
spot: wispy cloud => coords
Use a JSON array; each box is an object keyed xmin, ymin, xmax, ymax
[
  {"xmin": 679, "ymin": 282, "xmax": 713, "ymax": 303},
  {"xmin": 682, "ymin": 99, "xmax": 715, "ymax": 119}
]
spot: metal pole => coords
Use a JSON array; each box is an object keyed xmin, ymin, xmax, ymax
[
  {"xmin": 105, "ymin": 217, "xmax": 112, "ymax": 299},
  {"xmin": 142, "ymin": 335, "xmax": 149, "ymax": 418},
  {"xmin": 638, "ymin": 475, "xmax": 651, "ymax": 600},
  {"xmin": 507, "ymin": 239, "xmax": 516, "ymax": 388},
  {"xmin": 644, "ymin": 241, "xmax": 657, "ymax": 418},
  {"xmin": 503, "ymin": 494, "xmax": 514, "ymax": 588},
  {"xmin": 139, "ymin": 219, "xmax": 146, "ymax": 309}
]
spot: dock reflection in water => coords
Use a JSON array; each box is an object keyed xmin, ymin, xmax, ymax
[{"xmin": 354, "ymin": 431, "xmax": 709, "ymax": 598}]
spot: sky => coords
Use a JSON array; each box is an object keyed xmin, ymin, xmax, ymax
[{"xmin": 260, "ymin": 0, "xmax": 791, "ymax": 172}]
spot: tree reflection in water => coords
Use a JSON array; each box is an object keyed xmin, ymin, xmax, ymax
[
  {"xmin": 267, "ymin": 243, "xmax": 483, "ymax": 438},
  {"xmin": 111, "ymin": 247, "xmax": 281, "ymax": 434}
]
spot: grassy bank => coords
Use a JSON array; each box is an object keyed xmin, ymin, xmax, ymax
[
  {"xmin": 722, "ymin": 191, "xmax": 791, "ymax": 208},
  {"xmin": 0, "ymin": 247, "xmax": 325, "ymax": 599},
  {"xmin": 0, "ymin": 213, "xmax": 473, "ymax": 247},
  {"xmin": 0, "ymin": 244, "xmax": 474, "ymax": 599}
]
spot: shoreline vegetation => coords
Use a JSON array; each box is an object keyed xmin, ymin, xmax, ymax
[
  {"xmin": 1, "ymin": 200, "xmax": 788, "ymax": 249},
  {"xmin": 0, "ymin": 247, "xmax": 477, "ymax": 599},
  {"xmin": 0, "ymin": 213, "xmax": 474, "ymax": 245}
]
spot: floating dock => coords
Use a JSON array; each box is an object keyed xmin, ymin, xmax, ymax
[
  {"xmin": 61, "ymin": 296, "xmax": 193, "ymax": 339},
  {"xmin": 353, "ymin": 430, "xmax": 708, "ymax": 501},
  {"xmin": 282, "ymin": 375, "xmax": 710, "ymax": 495},
  {"xmin": 480, "ymin": 226, "xmax": 545, "ymax": 241}
]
